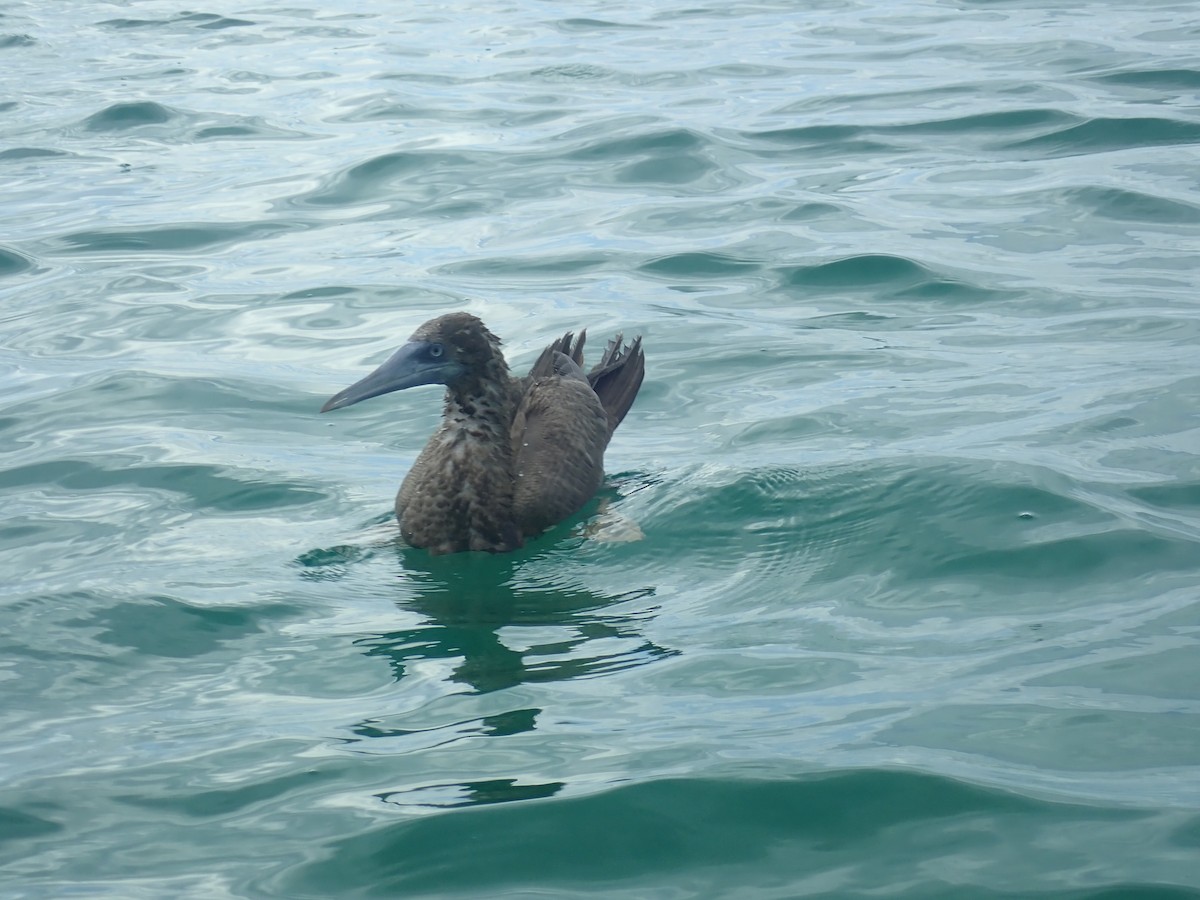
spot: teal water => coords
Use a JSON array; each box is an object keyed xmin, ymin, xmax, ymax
[{"xmin": 3, "ymin": 0, "xmax": 1200, "ymax": 896}]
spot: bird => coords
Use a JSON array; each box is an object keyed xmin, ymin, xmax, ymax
[{"xmin": 321, "ymin": 312, "xmax": 644, "ymax": 554}]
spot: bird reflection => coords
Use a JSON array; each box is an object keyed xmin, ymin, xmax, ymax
[
  {"xmin": 376, "ymin": 777, "xmax": 565, "ymax": 810},
  {"xmin": 352, "ymin": 546, "xmax": 674, "ymax": 696}
]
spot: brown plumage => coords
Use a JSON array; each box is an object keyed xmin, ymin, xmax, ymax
[{"xmin": 321, "ymin": 312, "xmax": 645, "ymax": 554}]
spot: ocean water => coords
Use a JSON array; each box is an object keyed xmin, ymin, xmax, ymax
[{"xmin": 2, "ymin": 0, "xmax": 1199, "ymax": 896}]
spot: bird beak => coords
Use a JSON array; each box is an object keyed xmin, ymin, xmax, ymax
[{"xmin": 320, "ymin": 342, "xmax": 462, "ymax": 412}]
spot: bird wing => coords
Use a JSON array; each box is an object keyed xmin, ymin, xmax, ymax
[
  {"xmin": 526, "ymin": 329, "xmax": 645, "ymax": 437},
  {"xmin": 510, "ymin": 353, "xmax": 608, "ymax": 538},
  {"xmin": 587, "ymin": 333, "xmax": 644, "ymax": 438}
]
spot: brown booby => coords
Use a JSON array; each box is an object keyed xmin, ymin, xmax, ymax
[{"xmin": 321, "ymin": 312, "xmax": 645, "ymax": 554}]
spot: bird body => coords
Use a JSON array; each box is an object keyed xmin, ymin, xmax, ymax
[{"xmin": 322, "ymin": 312, "xmax": 644, "ymax": 554}]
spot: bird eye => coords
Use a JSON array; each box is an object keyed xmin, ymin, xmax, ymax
[{"xmin": 429, "ymin": 343, "xmax": 444, "ymax": 358}]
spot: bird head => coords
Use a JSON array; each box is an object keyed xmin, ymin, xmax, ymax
[{"xmin": 320, "ymin": 312, "xmax": 502, "ymax": 412}]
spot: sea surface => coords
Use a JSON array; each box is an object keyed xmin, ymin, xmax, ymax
[{"xmin": 2, "ymin": 0, "xmax": 1199, "ymax": 897}]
